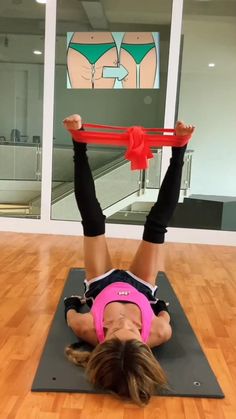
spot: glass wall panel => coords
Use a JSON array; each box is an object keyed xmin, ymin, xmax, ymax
[
  {"xmin": 173, "ymin": 1, "xmax": 236, "ymax": 231},
  {"xmin": 52, "ymin": 0, "xmax": 173, "ymax": 224},
  {"xmin": 0, "ymin": 1, "xmax": 45, "ymax": 218}
]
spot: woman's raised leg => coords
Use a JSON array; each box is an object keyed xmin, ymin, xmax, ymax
[
  {"xmin": 73, "ymin": 139, "xmax": 113, "ymax": 280},
  {"xmin": 129, "ymin": 122, "xmax": 195, "ymax": 285},
  {"xmin": 129, "ymin": 241, "xmax": 163, "ymax": 286}
]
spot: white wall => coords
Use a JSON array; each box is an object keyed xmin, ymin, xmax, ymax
[
  {"xmin": 0, "ymin": 63, "xmax": 43, "ymax": 142},
  {"xmin": 178, "ymin": 18, "xmax": 236, "ymax": 197}
]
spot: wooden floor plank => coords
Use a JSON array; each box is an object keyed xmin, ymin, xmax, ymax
[{"xmin": 0, "ymin": 232, "xmax": 236, "ymax": 418}]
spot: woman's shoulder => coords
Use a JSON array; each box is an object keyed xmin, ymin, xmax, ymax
[
  {"xmin": 147, "ymin": 316, "xmax": 172, "ymax": 348},
  {"xmin": 76, "ymin": 312, "xmax": 98, "ymax": 346}
]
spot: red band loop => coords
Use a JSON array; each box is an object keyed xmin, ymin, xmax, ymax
[
  {"xmin": 69, "ymin": 123, "xmax": 192, "ymax": 170},
  {"xmin": 124, "ymin": 126, "xmax": 154, "ymax": 170}
]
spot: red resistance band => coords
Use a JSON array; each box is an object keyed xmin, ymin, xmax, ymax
[{"xmin": 69, "ymin": 123, "xmax": 192, "ymax": 170}]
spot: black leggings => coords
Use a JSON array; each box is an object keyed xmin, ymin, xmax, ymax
[{"xmin": 73, "ymin": 137, "xmax": 186, "ymax": 243}]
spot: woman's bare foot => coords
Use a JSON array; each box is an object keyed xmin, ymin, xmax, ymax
[
  {"xmin": 63, "ymin": 114, "xmax": 82, "ymax": 131},
  {"xmin": 175, "ymin": 120, "xmax": 195, "ymax": 136}
]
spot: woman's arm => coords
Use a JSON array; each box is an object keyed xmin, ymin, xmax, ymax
[
  {"xmin": 157, "ymin": 310, "xmax": 170, "ymax": 323},
  {"xmin": 148, "ymin": 315, "xmax": 172, "ymax": 348},
  {"xmin": 67, "ymin": 310, "xmax": 98, "ymax": 346}
]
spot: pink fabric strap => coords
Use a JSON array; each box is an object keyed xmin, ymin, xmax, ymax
[{"xmin": 69, "ymin": 123, "xmax": 192, "ymax": 170}]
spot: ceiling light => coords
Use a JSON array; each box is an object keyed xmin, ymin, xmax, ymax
[
  {"xmin": 208, "ymin": 63, "xmax": 215, "ymax": 68},
  {"xmin": 36, "ymin": 0, "xmax": 47, "ymax": 4},
  {"xmin": 33, "ymin": 50, "xmax": 42, "ymax": 55}
]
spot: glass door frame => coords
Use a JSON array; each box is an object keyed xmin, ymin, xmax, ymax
[{"xmin": 0, "ymin": 0, "xmax": 235, "ymax": 246}]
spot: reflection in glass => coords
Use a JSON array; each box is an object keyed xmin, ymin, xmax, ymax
[
  {"xmin": 0, "ymin": 4, "xmax": 45, "ymax": 218},
  {"xmin": 52, "ymin": 0, "xmax": 173, "ymax": 224},
  {"xmin": 173, "ymin": 1, "xmax": 236, "ymax": 231}
]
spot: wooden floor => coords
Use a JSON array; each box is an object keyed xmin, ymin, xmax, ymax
[{"xmin": 0, "ymin": 232, "xmax": 236, "ymax": 419}]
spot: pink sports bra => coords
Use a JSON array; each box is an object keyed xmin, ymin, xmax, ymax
[{"xmin": 91, "ymin": 282, "xmax": 154, "ymax": 343}]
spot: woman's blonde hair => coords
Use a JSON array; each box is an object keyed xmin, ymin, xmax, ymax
[{"xmin": 65, "ymin": 338, "xmax": 168, "ymax": 406}]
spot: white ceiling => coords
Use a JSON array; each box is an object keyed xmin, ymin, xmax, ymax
[
  {"xmin": 0, "ymin": 0, "xmax": 235, "ymax": 64},
  {"xmin": 0, "ymin": 0, "xmax": 236, "ymax": 24}
]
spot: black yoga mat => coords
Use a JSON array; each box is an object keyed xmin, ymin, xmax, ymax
[{"xmin": 32, "ymin": 269, "xmax": 224, "ymax": 398}]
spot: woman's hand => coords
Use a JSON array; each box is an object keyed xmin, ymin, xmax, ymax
[
  {"xmin": 63, "ymin": 114, "xmax": 82, "ymax": 131},
  {"xmin": 64, "ymin": 295, "xmax": 86, "ymax": 322}
]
